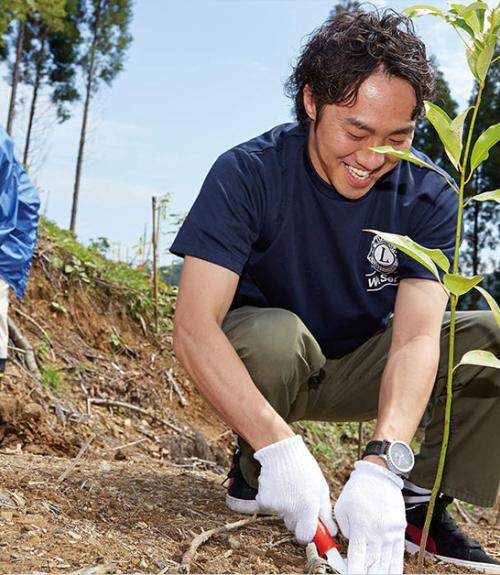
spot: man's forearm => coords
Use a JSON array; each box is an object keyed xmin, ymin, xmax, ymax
[
  {"xmin": 373, "ymin": 334, "xmax": 440, "ymax": 443},
  {"xmin": 174, "ymin": 319, "xmax": 294, "ymax": 450}
]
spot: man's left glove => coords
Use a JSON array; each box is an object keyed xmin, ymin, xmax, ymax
[{"xmin": 334, "ymin": 460, "xmax": 406, "ymax": 574}]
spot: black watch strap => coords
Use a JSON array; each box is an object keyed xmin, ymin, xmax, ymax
[{"xmin": 362, "ymin": 439, "xmax": 388, "ymax": 458}]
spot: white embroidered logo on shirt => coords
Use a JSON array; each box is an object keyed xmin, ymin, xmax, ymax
[{"xmin": 365, "ymin": 235, "xmax": 399, "ymax": 291}]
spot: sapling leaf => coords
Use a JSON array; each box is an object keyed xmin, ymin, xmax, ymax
[
  {"xmin": 476, "ymin": 38, "xmax": 497, "ymax": 84},
  {"xmin": 450, "ymin": 3, "xmax": 468, "ymax": 15},
  {"xmin": 470, "ymin": 123, "xmax": 500, "ymax": 172},
  {"xmin": 464, "ymin": 189, "xmax": 500, "ymax": 206},
  {"xmin": 458, "ymin": 1, "xmax": 488, "ymax": 16},
  {"xmin": 443, "ymin": 273, "xmax": 483, "ymax": 296},
  {"xmin": 403, "ymin": 4, "xmax": 445, "ymax": 17},
  {"xmin": 462, "ymin": 9, "xmax": 481, "ymax": 33},
  {"xmin": 450, "ymin": 107, "xmax": 472, "ymax": 146},
  {"xmin": 364, "ymin": 230, "xmax": 444, "ymax": 280},
  {"xmin": 369, "ymin": 147, "xmax": 458, "ymax": 193},
  {"xmin": 448, "ymin": 15, "xmax": 477, "ymax": 41},
  {"xmin": 424, "ymin": 102, "xmax": 462, "ymax": 169},
  {"xmin": 454, "ymin": 350, "xmax": 500, "ymax": 372},
  {"xmin": 466, "ymin": 46, "xmax": 479, "ymax": 79},
  {"xmin": 475, "ymin": 286, "xmax": 500, "ymax": 327}
]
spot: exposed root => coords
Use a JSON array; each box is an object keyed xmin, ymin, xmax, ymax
[
  {"xmin": 8, "ymin": 317, "xmax": 40, "ymax": 378},
  {"xmin": 179, "ymin": 515, "xmax": 275, "ymax": 573}
]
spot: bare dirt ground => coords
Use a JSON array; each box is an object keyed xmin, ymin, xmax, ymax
[{"xmin": 0, "ymin": 244, "xmax": 498, "ymax": 574}]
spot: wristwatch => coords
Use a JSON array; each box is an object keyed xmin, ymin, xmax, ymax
[{"xmin": 362, "ymin": 439, "xmax": 415, "ymax": 477}]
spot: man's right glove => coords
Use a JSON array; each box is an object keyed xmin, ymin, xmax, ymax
[
  {"xmin": 254, "ymin": 434, "xmax": 337, "ymax": 544},
  {"xmin": 334, "ymin": 460, "xmax": 406, "ymax": 574}
]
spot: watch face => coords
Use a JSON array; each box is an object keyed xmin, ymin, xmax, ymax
[{"xmin": 388, "ymin": 441, "xmax": 414, "ymax": 473}]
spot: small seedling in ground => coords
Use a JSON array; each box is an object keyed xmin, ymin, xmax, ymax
[{"xmin": 41, "ymin": 364, "xmax": 64, "ymax": 392}]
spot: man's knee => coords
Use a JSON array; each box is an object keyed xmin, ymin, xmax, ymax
[
  {"xmin": 225, "ymin": 307, "xmax": 324, "ymax": 386},
  {"xmin": 455, "ymin": 310, "xmax": 499, "ymax": 353},
  {"xmin": 440, "ymin": 311, "xmax": 500, "ymax": 395}
]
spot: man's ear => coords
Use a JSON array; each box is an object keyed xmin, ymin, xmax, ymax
[{"xmin": 303, "ymin": 85, "xmax": 317, "ymax": 122}]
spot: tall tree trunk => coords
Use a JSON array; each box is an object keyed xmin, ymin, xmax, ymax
[
  {"xmin": 23, "ymin": 34, "xmax": 46, "ymax": 166},
  {"xmin": 6, "ymin": 19, "xmax": 25, "ymax": 135},
  {"xmin": 70, "ymin": 0, "xmax": 101, "ymax": 232}
]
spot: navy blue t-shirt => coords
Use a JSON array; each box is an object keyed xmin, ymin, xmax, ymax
[{"xmin": 171, "ymin": 123, "xmax": 457, "ymax": 358}]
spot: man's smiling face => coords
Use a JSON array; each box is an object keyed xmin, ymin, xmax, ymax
[{"xmin": 304, "ymin": 69, "xmax": 417, "ymax": 200}]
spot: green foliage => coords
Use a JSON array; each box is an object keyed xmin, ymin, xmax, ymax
[
  {"xmin": 443, "ymin": 272, "xmax": 483, "ymax": 296},
  {"xmin": 469, "ymin": 122, "xmax": 500, "ymax": 172},
  {"xmin": 294, "ymin": 420, "xmax": 375, "ymax": 463},
  {"xmin": 35, "ymin": 340, "xmax": 51, "ymax": 361},
  {"xmin": 475, "ymin": 285, "xmax": 500, "ymax": 326},
  {"xmin": 369, "ymin": 146, "xmax": 459, "ymax": 193},
  {"xmin": 108, "ymin": 327, "xmax": 122, "ymax": 349},
  {"xmin": 40, "ymin": 218, "xmax": 177, "ymax": 329},
  {"xmin": 461, "ymin": 47, "xmax": 499, "ymax": 290},
  {"xmin": 41, "ymin": 363, "xmax": 64, "ymax": 391},
  {"xmin": 454, "ymin": 349, "xmax": 500, "ymax": 371},
  {"xmin": 160, "ymin": 261, "xmax": 183, "ymax": 286},
  {"xmin": 405, "ymin": 1, "xmax": 496, "ymax": 88},
  {"xmin": 395, "ymin": 2, "xmax": 499, "ymax": 566},
  {"xmin": 424, "ymin": 101, "xmax": 464, "ymax": 169},
  {"xmin": 79, "ymin": 0, "xmax": 133, "ymax": 93},
  {"xmin": 414, "ymin": 64, "xmax": 459, "ymax": 175},
  {"xmin": 46, "ymin": 0, "xmax": 82, "ymax": 123},
  {"xmin": 329, "ymin": 0, "xmax": 360, "ymax": 17},
  {"xmin": 465, "ymin": 188, "xmax": 500, "ymax": 205}
]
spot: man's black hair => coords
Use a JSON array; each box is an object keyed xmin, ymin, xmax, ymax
[{"xmin": 285, "ymin": 8, "xmax": 436, "ymax": 124}]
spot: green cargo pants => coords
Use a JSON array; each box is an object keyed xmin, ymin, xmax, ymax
[{"xmin": 222, "ymin": 307, "xmax": 500, "ymax": 507}]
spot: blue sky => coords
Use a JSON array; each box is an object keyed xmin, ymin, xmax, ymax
[{"xmin": 0, "ymin": 0, "xmax": 480, "ymax": 264}]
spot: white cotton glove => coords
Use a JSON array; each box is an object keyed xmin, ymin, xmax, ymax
[
  {"xmin": 334, "ymin": 461, "xmax": 406, "ymax": 575},
  {"xmin": 254, "ymin": 435, "xmax": 337, "ymax": 545}
]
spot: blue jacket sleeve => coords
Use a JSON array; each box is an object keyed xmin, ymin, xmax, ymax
[{"xmin": 0, "ymin": 128, "xmax": 41, "ymax": 298}]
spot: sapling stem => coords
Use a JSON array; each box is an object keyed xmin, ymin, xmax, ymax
[{"xmin": 416, "ymin": 81, "xmax": 485, "ymax": 571}]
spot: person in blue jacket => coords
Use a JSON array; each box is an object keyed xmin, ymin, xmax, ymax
[{"xmin": 0, "ymin": 127, "xmax": 41, "ymax": 378}]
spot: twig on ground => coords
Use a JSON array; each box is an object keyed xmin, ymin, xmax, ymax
[
  {"xmin": 88, "ymin": 397, "xmax": 189, "ymax": 436},
  {"xmin": 266, "ymin": 534, "xmax": 295, "ymax": 548},
  {"xmin": 57, "ymin": 435, "xmax": 95, "ymax": 483},
  {"xmin": 454, "ymin": 500, "xmax": 473, "ymax": 524},
  {"xmin": 8, "ymin": 345, "xmax": 27, "ymax": 354},
  {"xmin": 157, "ymin": 558, "xmax": 183, "ymax": 574},
  {"xmin": 68, "ymin": 564, "xmax": 117, "ymax": 575},
  {"xmin": 112, "ymin": 437, "xmax": 148, "ymax": 451},
  {"xmin": 8, "ymin": 317, "xmax": 41, "ymax": 378},
  {"xmin": 180, "ymin": 515, "xmax": 274, "ymax": 573},
  {"xmin": 138, "ymin": 427, "xmax": 161, "ymax": 443},
  {"xmin": 165, "ymin": 368, "xmax": 189, "ymax": 407}
]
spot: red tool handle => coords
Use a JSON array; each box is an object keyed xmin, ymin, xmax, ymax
[{"xmin": 313, "ymin": 519, "xmax": 341, "ymax": 557}]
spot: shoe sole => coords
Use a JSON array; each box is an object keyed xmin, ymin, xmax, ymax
[
  {"xmin": 225, "ymin": 494, "xmax": 275, "ymax": 516},
  {"xmin": 405, "ymin": 540, "xmax": 500, "ymax": 574}
]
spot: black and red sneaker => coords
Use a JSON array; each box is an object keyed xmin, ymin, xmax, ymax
[
  {"xmin": 224, "ymin": 446, "xmax": 275, "ymax": 515},
  {"xmin": 405, "ymin": 494, "xmax": 500, "ymax": 573},
  {"xmin": 224, "ymin": 446, "xmax": 260, "ymax": 514}
]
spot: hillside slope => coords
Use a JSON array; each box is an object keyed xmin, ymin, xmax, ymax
[{"xmin": 0, "ymin": 221, "xmax": 497, "ymax": 574}]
